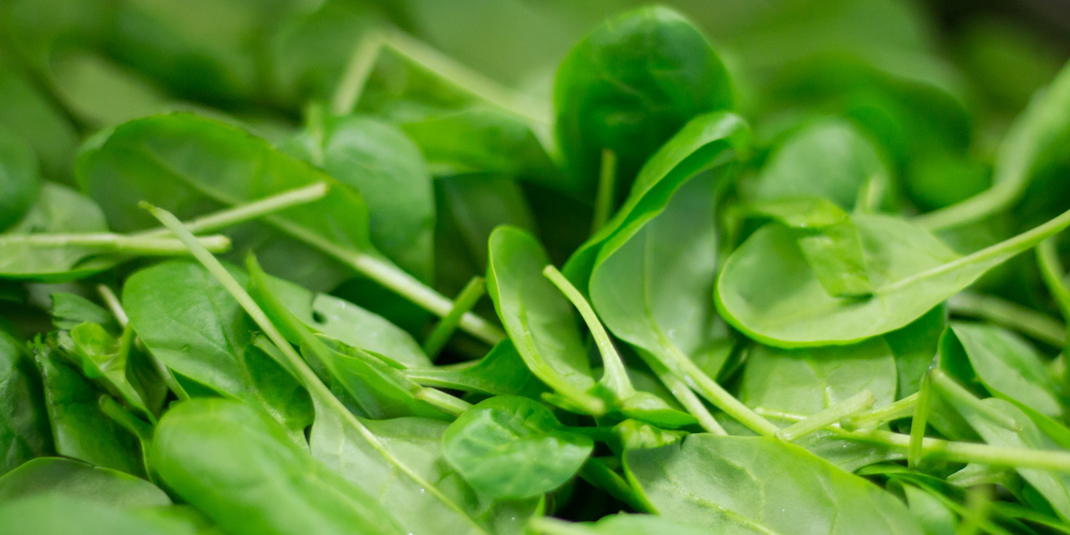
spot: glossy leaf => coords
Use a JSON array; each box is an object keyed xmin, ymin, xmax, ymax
[
  {"xmin": 554, "ymin": 6, "xmax": 734, "ymax": 195},
  {"xmin": 625, "ymin": 434, "xmax": 924, "ymax": 534},
  {"xmin": 717, "ymin": 210, "xmax": 1070, "ymax": 347},
  {"xmin": 0, "ymin": 330, "xmax": 52, "ymax": 476},
  {"xmin": 443, "ymin": 396, "xmax": 593, "ymax": 499},
  {"xmin": 62, "ymin": 323, "xmax": 150, "ymax": 416},
  {"xmin": 0, "ymin": 456, "xmax": 170, "ymax": 506},
  {"xmin": 405, "ymin": 340, "xmax": 546, "ymax": 398},
  {"xmin": 150, "ymin": 398, "xmax": 408, "ymax": 535},
  {"xmin": 0, "ymin": 495, "xmax": 196, "ymax": 535}
]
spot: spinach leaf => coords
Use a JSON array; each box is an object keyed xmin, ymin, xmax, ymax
[
  {"xmin": 883, "ymin": 305, "xmax": 947, "ymax": 398},
  {"xmin": 122, "ymin": 260, "xmax": 313, "ymax": 438},
  {"xmin": 940, "ymin": 322, "xmax": 1065, "ymax": 419},
  {"xmin": 0, "ymin": 330, "xmax": 52, "ymax": 475},
  {"xmin": 0, "ymin": 456, "xmax": 170, "ymax": 506},
  {"xmin": 625, "ymin": 434, "xmax": 924, "ymax": 535},
  {"xmin": 287, "ymin": 114, "xmax": 435, "ymax": 281},
  {"xmin": 486, "ymin": 226, "xmax": 602, "ymax": 415},
  {"xmin": 530, "ymin": 514, "xmax": 712, "ymax": 535},
  {"xmin": 717, "ymin": 209, "xmax": 1070, "ymax": 347},
  {"xmin": 150, "ymin": 398, "xmax": 408, "ymax": 535},
  {"xmin": 50, "ymin": 292, "xmax": 117, "ymax": 331},
  {"xmin": 32, "ymin": 337, "xmax": 143, "ymax": 476},
  {"xmin": 405, "ymin": 340, "xmax": 546, "ymax": 398},
  {"xmin": 0, "ymin": 59, "xmax": 80, "ymax": 180},
  {"xmin": 61, "ymin": 324, "xmax": 151, "ymax": 418},
  {"xmin": 443, "ymin": 396, "xmax": 593, "ymax": 499},
  {"xmin": 0, "ymin": 495, "xmax": 196, "ymax": 535},
  {"xmin": 745, "ymin": 117, "xmax": 890, "ymax": 210},
  {"xmin": 0, "ymin": 125, "xmax": 40, "ymax": 231},
  {"xmin": 554, "ymin": 6, "xmax": 734, "ymax": 196}
]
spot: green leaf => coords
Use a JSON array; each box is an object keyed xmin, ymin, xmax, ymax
[
  {"xmin": 0, "ymin": 59, "xmax": 79, "ymax": 180},
  {"xmin": 288, "ymin": 115, "xmax": 435, "ymax": 281},
  {"xmin": 625, "ymin": 434, "xmax": 924, "ymax": 535},
  {"xmin": 404, "ymin": 340, "xmax": 546, "ymax": 398},
  {"xmin": 32, "ymin": 338, "xmax": 143, "ymax": 476},
  {"xmin": 565, "ymin": 111, "xmax": 749, "ymax": 294},
  {"xmin": 0, "ymin": 495, "xmax": 197, "ymax": 535},
  {"xmin": 530, "ymin": 514, "xmax": 712, "ymax": 535},
  {"xmin": 0, "ymin": 456, "xmax": 170, "ymax": 506},
  {"xmin": 486, "ymin": 226, "xmax": 601, "ymax": 415},
  {"xmin": 745, "ymin": 118, "xmax": 890, "ymax": 210},
  {"xmin": 259, "ymin": 273, "xmax": 430, "ymax": 368},
  {"xmin": 443, "ymin": 396, "xmax": 593, "ymax": 500},
  {"xmin": 940, "ymin": 322, "xmax": 1065, "ymax": 420},
  {"xmin": 717, "ymin": 210, "xmax": 1070, "ymax": 347},
  {"xmin": 902, "ymin": 484, "xmax": 957, "ymax": 535},
  {"xmin": 150, "ymin": 398, "xmax": 408, "ymax": 535},
  {"xmin": 0, "ymin": 330, "xmax": 52, "ymax": 476},
  {"xmin": 0, "ymin": 125, "xmax": 40, "ymax": 231},
  {"xmin": 61, "ymin": 323, "xmax": 150, "ymax": 416},
  {"xmin": 883, "ymin": 305, "xmax": 947, "ymax": 398},
  {"xmin": 50, "ymin": 292, "xmax": 117, "ymax": 332},
  {"xmin": 554, "ymin": 6, "xmax": 734, "ymax": 195},
  {"xmin": 0, "ymin": 183, "xmax": 115, "ymax": 281},
  {"xmin": 122, "ymin": 260, "xmax": 313, "ymax": 438}
]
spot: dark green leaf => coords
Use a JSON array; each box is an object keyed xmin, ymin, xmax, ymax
[{"xmin": 0, "ymin": 330, "xmax": 52, "ymax": 475}]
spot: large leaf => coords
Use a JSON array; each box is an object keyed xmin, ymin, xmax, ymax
[
  {"xmin": 0, "ymin": 125, "xmax": 40, "ymax": 231},
  {"xmin": 717, "ymin": 210, "xmax": 1070, "ymax": 347},
  {"xmin": 554, "ymin": 6, "xmax": 734, "ymax": 195},
  {"xmin": 625, "ymin": 434, "xmax": 924, "ymax": 535},
  {"xmin": 0, "ymin": 457, "xmax": 170, "ymax": 506},
  {"xmin": 0, "ymin": 494, "xmax": 196, "ymax": 535},
  {"xmin": 0, "ymin": 330, "xmax": 52, "ymax": 476}
]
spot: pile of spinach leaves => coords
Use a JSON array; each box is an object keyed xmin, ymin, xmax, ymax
[{"xmin": 2, "ymin": 1, "xmax": 1070, "ymax": 534}]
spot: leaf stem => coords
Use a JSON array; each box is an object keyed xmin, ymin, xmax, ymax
[
  {"xmin": 777, "ymin": 390, "xmax": 875, "ymax": 442},
  {"xmin": 138, "ymin": 183, "xmax": 331, "ymax": 239},
  {"xmin": 527, "ymin": 518, "xmax": 595, "ymax": 535},
  {"xmin": 948, "ymin": 292, "xmax": 1066, "ymax": 347},
  {"xmin": 1, "ymin": 233, "xmax": 230, "ymax": 254},
  {"xmin": 908, "ymin": 373, "xmax": 932, "ymax": 468},
  {"xmin": 660, "ymin": 345, "xmax": 780, "ymax": 437},
  {"xmin": 578, "ymin": 457, "xmax": 649, "ymax": 513},
  {"xmin": 414, "ymin": 387, "xmax": 470, "ymax": 417},
  {"xmin": 1037, "ymin": 238, "xmax": 1070, "ymax": 341},
  {"xmin": 590, "ymin": 149, "xmax": 617, "ymax": 235},
  {"xmin": 422, "ymin": 276, "xmax": 487, "ymax": 359},
  {"xmin": 842, "ymin": 392, "xmax": 918, "ymax": 430},
  {"xmin": 331, "ymin": 30, "xmax": 385, "ymax": 116},
  {"xmin": 638, "ymin": 351, "xmax": 725, "ymax": 435},
  {"xmin": 928, "ymin": 370, "xmax": 1021, "ymax": 430},
  {"xmin": 543, "ymin": 264, "xmax": 633, "ymax": 399}
]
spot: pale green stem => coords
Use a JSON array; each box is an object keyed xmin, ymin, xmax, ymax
[
  {"xmin": 414, "ymin": 388, "xmax": 470, "ymax": 417},
  {"xmin": 884, "ymin": 206, "xmax": 1070, "ymax": 294},
  {"xmin": 526, "ymin": 518, "xmax": 594, "ymax": 535},
  {"xmin": 909, "ymin": 373, "xmax": 932, "ymax": 468},
  {"xmin": 423, "ymin": 276, "xmax": 487, "ymax": 359},
  {"xmin": 590, "ymin": 149, "xmax": 617, "ymax": 236},
  {"xmin": 543, "ymin": 264, "xmax": 633, "ymax": 399},
  {"xmin": 143, "ymin": 203, "xmax": 481, "ymax": 522},
  {"xmin": 777, "ymin": 390, "xmax": 875, "ymax": 442},
  {"xmin": 913, "ymin": 184, "xmax": 1016, "ymax": 231},
  {"xmin": 1, "ymin": 233, "xmax": 230, "ymax": 254},
  {"xmin": 842, "ymin": 392, "xmax": 918, "ymax": 430},
  {"xmin": 641, "ymin": 353, "xmax": 725, "ymax": 435},
  {"xmin": 758, "ymin": 408, "xmax": 1070, "ymax": 473},
  {"xmin": 949, "ymin": 292, "xmax": 1066, "ymax": 347},
  {"xmin": 929, "ymin": 369, "xmax": 1021, "ymax": 430},
  {"xmin": 382, "ymin": 30, "xmax": 550, "ymax": 125},
  {"xmin": 854, "ymin": 173, "xmax": 885, "ymax": 214},
  {"xmin": 331, "ymin": 30, "xmax": 385, "ymax": 116},
  {"xmin": 661, "ymin": 344, "xmax": 780, "ymax": 437},
  {"xmin": 955, "ymin": 488, "xmax": 990, "ymax": 535},
  {"xmin": 1037, "ymin": 238, "xmax": 1070, "ymax": 341},
  {"xmin": 138, "ymin": 183, "xmax": 330, "ymax": 239},
  {"xmin": 96, "ymin": 284, "xmax": 190, "ymax": 401}
]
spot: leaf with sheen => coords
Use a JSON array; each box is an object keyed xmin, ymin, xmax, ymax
[
  {"xmin": 0, "ymin": 457, "xmax": 170, "ymax": 506},
  {"xmin": 443, "ymin": 396, "xmax": 593, "ymax": 499},
  {"xmin": 717, "ymin": 211, "xmax": 1070, "ymax": 347},
  {"xmin": 0, "ymin": 331, "xmax": 52, "ymax": 476},
  {"xmin": 0, "ymin": 495, "xmax": 196, "ymax": 535},
  {"xmin": 625, "ymin": 434, "xmax": 924, "ymax": 535},
  {"xmin": 404, "ymin": 340, "xmax": 546, "ymax": 398}
]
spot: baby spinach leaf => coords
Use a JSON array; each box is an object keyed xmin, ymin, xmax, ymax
[
  {"xmin": 122, "ymin": 260, "xmax": 313, "ymax": 438},
  {"xmin": 0, "ymin": 494, "xmax": 197, "ymax": 535},
  {"xmin": 0, "ymin": 456, "xmax": 170, "ymax": 506},
  {"xmin": 625, "ymin": 434, "xmax": 924, "ymax": 535},
  {"xmin": 530, "ymin": 514, "xmax": 712, "ymax": 535},
  {"xmin": 50, "ymin": 292, "xmax": 117, "ymax": 332},
  {"xmin": 439, "ymin": 173, "xmax": 537, "ymax": 270},
  {"xmin": 918, "ymin": 59, "xmax": 1070, "ymax": 230},
  {"xmin": 554, "ymin": 6, "xmax": 734, "ymax": 195},
  {"xmin": 717, "ymin": 209, "xmax": 1070, "ymax": 347},
  {"xmin": 59, "ymin": 324, "xmax": 151, "ymax": 418},
  {"xmin": 150, "ymin": 398, "xmax": 408, "ymax": 535},
  {"xmin": 746, "ymin": 117, "xmax": 890, "ymax": 210},
  {"xmin": 741, "ymin": 339, "xmax": 898, "ymax": 416},
  {"xmin": 0, "ymin": 125, "xmax": 40, "ymax": 231},
  {"xmin": 901, "ymin": 484, "xmax": 958, "ymax": 535},
  {"xmin": 287, "ymin": 114, "xmax": 435, "ymax": 281},
  {"xmin": 565, "ymin": 111, "xmax": 749, "ymax": 294},
  {"xmin": 443, "ymin": 396, "xmax": 593, "ymax": 500},
  {"xmin": 0, "ymin": 59, "xmax": 80, "ymax": 180},
  {"xmin": 487, "ymin": 226, "xmax": 602, "ymax": 414},
  {"xmin": 258, "ymin": 273, "xmax": 430, "ymax": 368},
  {"xmin": 0, "ymin": 330, "xmax": 52, "ymax": 476},
  {"xmin": 883, "ymin": 305, "xmax": 947, "ymax": 398},
  {"xmin": 405, "ymin": 340, "xmax": 546, "ymax": 398},
  {"xmin": 32, "ymin": 338, "xmax": 143, "ymax": 476},
  {"xmin": 940, "ymin": 322, "xmax": 1065, "ymax": 420}
]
